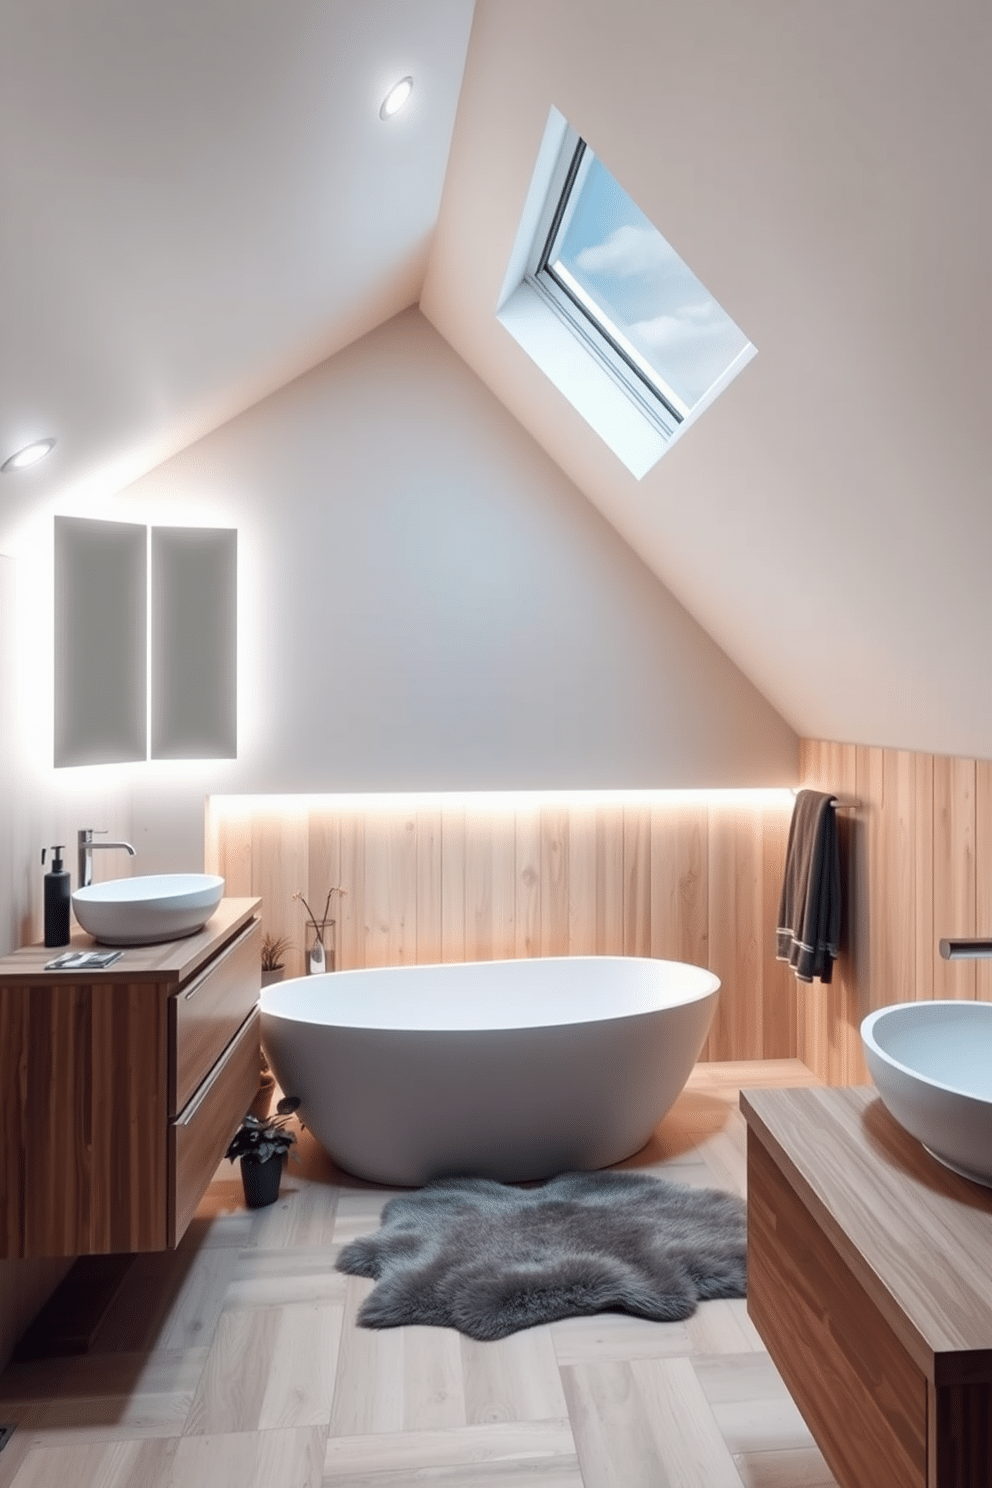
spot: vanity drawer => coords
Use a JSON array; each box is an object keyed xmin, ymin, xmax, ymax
[
  {"xmin": 171, "ymin": 917, "xmax": 260, "ymax": 1116},
  {"xmin": 169, "ymin": 1007, "xmax": 260, "ymax": 1247}
]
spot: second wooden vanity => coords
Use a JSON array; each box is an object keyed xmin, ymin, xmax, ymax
[
  {"xmin": 0, "ymin": 898, "xmax": 261, "ymax": 1257},
  {"xmin": 742, "ymin": 1085, "xmax": 992, "ymax": 1488}
]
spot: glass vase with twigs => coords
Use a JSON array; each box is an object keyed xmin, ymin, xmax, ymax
[{"xmin": 294, "ymin": 886, "xmax": 346, "ymax": 974}]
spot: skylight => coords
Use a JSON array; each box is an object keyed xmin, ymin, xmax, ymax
[{"xmin": 497, "ymin": 110, "xmax": 756, "ymax": 478}]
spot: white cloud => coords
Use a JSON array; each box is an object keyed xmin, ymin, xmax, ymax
[
  {"xmin": 628, "ymin": 305, "xmax": 748, "ymax": 406},
  {"xmin": 632, "ymin": 299, "xmax": 732, "ymax": 352},
  {"xmin": 574, "ymin": 223, "xmax": 680, "ymax": 282},
  {"xmin": 570, "ymin": 221, "xmax": 749, "ymax": 406}
]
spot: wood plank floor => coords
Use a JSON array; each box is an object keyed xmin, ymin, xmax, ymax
[{"xmin": 0, "ymin": 1061, "xmax": 839, "ymax": 1488}]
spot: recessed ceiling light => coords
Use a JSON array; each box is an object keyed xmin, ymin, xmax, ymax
[
  {"xmin": 1, "ymin": 438, "xmax": 56, "ymax": 473},
  {"xmin": 379, "ymin": 76, "xmax": 413, "ymax": 120}
]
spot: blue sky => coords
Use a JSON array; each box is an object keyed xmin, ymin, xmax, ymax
[{"xmin": 556, "ymin": 154, "xmax": 750, "ymax": 409}]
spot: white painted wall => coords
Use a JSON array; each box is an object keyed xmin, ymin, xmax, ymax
[
  {"xmin": 0, "ymin": 556, "xmax": 35, "ymax": 959},
  {"xmin": 422, "ymin": 0, "xmax": 992, "ymax": 761},
  {"xmin": 3, "ymin": 309, "xmax": 795, "ymax": 923},
  {"xmin": 0, "ymin": 558, "xmax": 74, "ymax": 1365}
]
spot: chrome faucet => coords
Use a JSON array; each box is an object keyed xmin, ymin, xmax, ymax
[{"xmin": 78, "ymin": 828, "xmax": 137, "ymax": 888}]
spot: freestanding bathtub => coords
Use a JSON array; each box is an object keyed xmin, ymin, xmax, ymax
[{"xmin": 260, "ymin": 956, "xmax": 720, "ymax": 1186}]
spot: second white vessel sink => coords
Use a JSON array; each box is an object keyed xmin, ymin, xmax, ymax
[
  {"xmin": 862, "ymin": 1000, "xmax": 992, "ymax": 1187},
  {"xmin": 72, "ymin": 873, "xmax": 225, "ymax": 946}
]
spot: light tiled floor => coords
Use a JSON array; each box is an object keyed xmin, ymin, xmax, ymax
[{"xmin": 0, "ymin": 1060, "xmax": 839, "ymax": 1488}]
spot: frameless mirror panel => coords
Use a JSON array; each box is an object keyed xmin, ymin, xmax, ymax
[
  {"xmin": 54, "ymin": 516, "xmax": 147, "ymax": 766},
  {"xmin": 151, "ymin": 527, "xmax": 236, "ymax": 759}
]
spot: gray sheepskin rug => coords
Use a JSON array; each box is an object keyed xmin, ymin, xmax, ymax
[{"xmin": 335, "ymin": 1170, "xmax": 747, "ymax": 1341}]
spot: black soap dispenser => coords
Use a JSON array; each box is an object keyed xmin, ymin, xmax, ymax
[{"xmin": 42, "ymin": 845, "xmax": 71, "ymax": 948}]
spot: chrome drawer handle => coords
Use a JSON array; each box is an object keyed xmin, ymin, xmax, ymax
[
  {"xmin": 176, "ymin": 1010, "xmax": 257, "ymax": 1126},
  {"xmin": 182, "ymin": 917, "xmax": 258, "ymax": 1000}
]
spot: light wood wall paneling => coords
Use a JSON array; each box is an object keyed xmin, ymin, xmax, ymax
[
  {"xmin": 622, "ymin": 806, "xmax": 652, "ymax": 958},
  {"xmin": 463, "ymin": 809, "xmax": 516, "ymax": 962},
  {"xmin": 565, "ymin": 806, "xmax": 598, "ymax": 957},
  {"xmin": 489, "ymin": 812, "xmax": 518, "ymax": 962},
  {"xmin": 828, "ymin": 992, "xmax": 870, "ymax": 1087},
  {"xmin": 649, "ymin": 802, "xmax": 708, "ymax": 968},
  {"xmin": 977, "ymin": 761, "xmax": 992, "ymax": 1004},
  {"xmin": 252, "ymin": 809, "xmax": 308, "ymax": 980},
  {"xmin": 912, "ymin": 750, "xmax": 934, "ymax": 1004},
  {"xmin": 415, "ymin": 807, "xmax": 443, "ymax": 965},
  {"xmin": 514, "ymin": 808, "xmax": 542, "ymax": 959},
  {"xmin": 794, "ymin": 980, "xmax": 823, "ymax": 1089},
  {"xmin": 360, "ymin": 813, "xmax": 391, "ymax": 969},
  {"xmin": 393, "ymin": 809, "xmax": 421, "ymax": 966},
  {"xmin": 705, "ymin": 808, "xmax": 740, "ymax": 1063},
  {"xmin": 363, "ymin": 808, "xmax": 417, "ymax": 968},
  {"xmin": 390, "ymin": 808, "xmax": 419, "ymax": 967},
  {"xmin": 735, "ymin": 807, "xmax": 766, "ymax": 1062},
  {"xmin": 760, "ymin": 806, "xmax": 796, "ymax": 1061},
  {"xmin": 336, "ymin": 810, "xmax": 366, "ymax": 973},
  {"xmin": 203, "ymin": 797, "xmax": 220, "ymax": 891},
  {"xmin": 595, "ymin": 806, "xmax": 625, "ymax": 954},
  {"xmin": 706, "ymin": 805, "xmax": 778, "ymax": 1064},
  {"xmin": 876, "ymin": 750, "xmax": 915, "ymax": 1006},
  {"xmin": 799, "ymin": 740, "xmax": 992, "ymax": 1083},
  {"xmin": 208, "ymin": 803, "xmax": 253, "ymax": 900},
  {"xmin": 463, "ymin": 812, "xmax": 494, "ymax": 962},
  {"xmin": 540, "ymin": 808, "xmax": 570, "ymax": 958},
  {"xmin": 857, "ymin": 746, "xmax": 884, "ymax": 1012},
  {"xmin": 933, "ymin": 754, "xmax": 976, "ymax": 1001},
  {"xmin": 440, "ymin": 806, "xmax": 467, "ymax": 963},
  {"xmin": 306, "ymin": 806, "xmax": 341, "ymax": 978},
  {"xmin": 209, "ymin": 796, "xmax": 796, "ymax": 1064}
]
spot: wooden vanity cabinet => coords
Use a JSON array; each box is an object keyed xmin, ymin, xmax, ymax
[
  {"xmin": 0, "ymin": 898, "xmax": 262, "ymax": 1258},
  {"xmin": 742, "ymin": 1086, "xmax": 992, "ymax": 1488}
]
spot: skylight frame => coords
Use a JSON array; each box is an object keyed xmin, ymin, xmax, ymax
[
  {"xmin": 496, "ymin": 109, "xmax": 757, "ymax": 478},
  {"xmin": 528, "ymin": 138, "xmax": 687, "ymax": 438}
]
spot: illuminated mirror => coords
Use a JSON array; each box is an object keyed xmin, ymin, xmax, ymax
[
  {"xmin": 151, "ymin": 527, "xmax": 237, "ymax": 759},
  {"xmin": 54, "ymin": 518, "xmax": 237, "ymax": 766},
  {"xmin": 54, "ymin": 516, "xmax": 147, "ymax": 766}
]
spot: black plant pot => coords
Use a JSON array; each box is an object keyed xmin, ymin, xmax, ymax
[{"xmin": 240, "ymin": 1153, "xmax": 283, "ymax": 1209}]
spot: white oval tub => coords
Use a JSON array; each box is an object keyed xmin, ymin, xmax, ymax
[
  {"xmin": 261, "ymin": 956, "xmax": 720, "ymax": 1186},
  {"xmin": 862, "ymin": 1001, "xmax": 992, "ymax": 1187}
]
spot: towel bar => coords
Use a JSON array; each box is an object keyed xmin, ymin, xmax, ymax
[
  {"xmin": 790, "ymin": 790, "xmax": 859, "ymax": 810},
  {"xmin": 939, "ymin": 939, "xmax": 992, "ymax": 960}
]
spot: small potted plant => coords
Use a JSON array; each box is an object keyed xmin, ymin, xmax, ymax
[
  {"xmin": 226, "ymin": 1094, "xmax": 301, "ymax": 1208},
  {"xmin": 260, "ymin": 932, "xmax": 292, "ymax": 987}
]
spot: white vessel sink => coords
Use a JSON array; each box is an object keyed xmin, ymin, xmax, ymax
[
  {"xmin": 861, "ymin": 1001, "xmax": 992, "ymax": 1187},
  {"xmin": 72, "ymin": 874, "xmax": 225, "ymax": 946}
]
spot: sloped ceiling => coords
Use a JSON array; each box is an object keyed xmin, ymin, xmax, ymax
[
  {"xmin": 422, "ymin": 0, "xmax": 992, "ymax": 760},
  {"xmin": 3, "ymin": 0, "xmax": 990, "ymax": 760},
  {"xmin": 0, "ymin": 0, "xmax": 474, "ymax": 540}
]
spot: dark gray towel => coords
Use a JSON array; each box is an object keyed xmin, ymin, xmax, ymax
[{"xmin": 776, "ymin": 790, "xmax": 840, "ymax": 983}]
